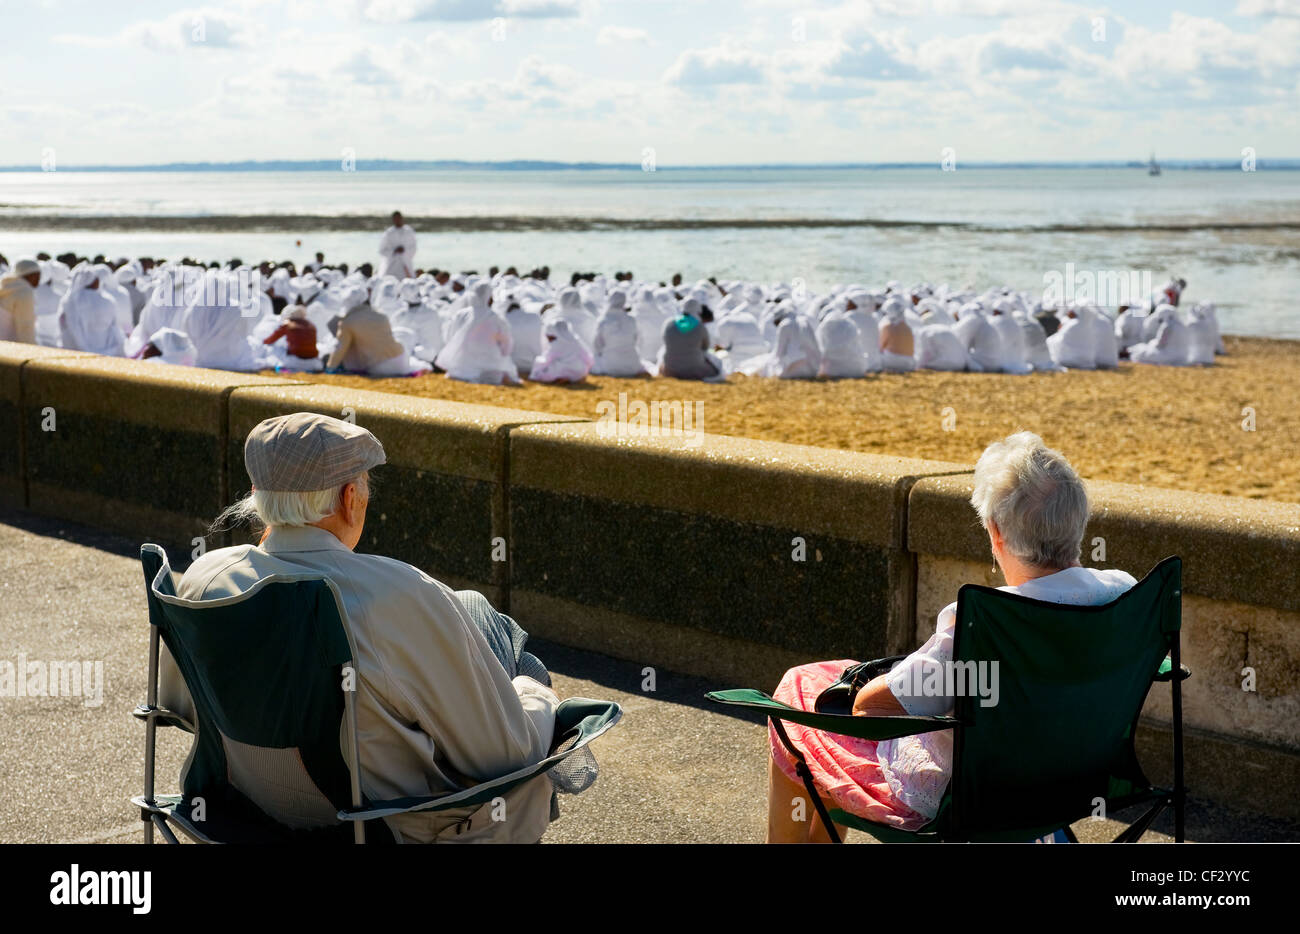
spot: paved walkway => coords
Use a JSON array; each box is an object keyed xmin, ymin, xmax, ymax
[{"xmin": 1, "ymin": 508, "xmax": 1294, "ymax": 844}]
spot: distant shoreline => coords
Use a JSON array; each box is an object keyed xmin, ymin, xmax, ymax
[
  {"xmin": 4, "ymin": 214, "xmax": 1299, "ymax": 234},
  {"xmin": 1, "ymin": 159, "xmax": 1298, "ymax": 173}
]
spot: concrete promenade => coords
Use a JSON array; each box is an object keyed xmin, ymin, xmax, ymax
[{"xmin": 1, "ymin": 507, "xmax": 1294, "ymax": 844}]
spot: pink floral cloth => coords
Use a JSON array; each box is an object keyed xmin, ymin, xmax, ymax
[{"xmin": 769, "ymin": 659, "xmax": 930, "ymax": 831}]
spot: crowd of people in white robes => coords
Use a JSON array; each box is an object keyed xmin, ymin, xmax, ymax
[{"xmin": 0, "ymin": 250, "xmax": 1225, "ymax": 383}]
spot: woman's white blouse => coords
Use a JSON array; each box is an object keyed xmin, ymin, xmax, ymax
[{"xmin": 877, "ymin": 566, "xmax": 1138, "ymax": 820}]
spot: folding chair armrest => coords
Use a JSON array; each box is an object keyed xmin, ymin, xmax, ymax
[
  {"xmin": 133, "ymin": 703, "xmax": 196, "ymax": 733},
  {"xmin": 1154, "ymin": 657, "xmax": 1192, "ymax": 682},
  {"xmin": 706, "ymin": 688, "xmax": 961, "ymax": 741},
  {"xmin": 339, "ymin": 697, "xmax": 622, "ymax": 822}
]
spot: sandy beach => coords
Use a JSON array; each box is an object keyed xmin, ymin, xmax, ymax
[{"xmin": 276, "ymin": 335, "xmax": 1300, "ymax": 504}]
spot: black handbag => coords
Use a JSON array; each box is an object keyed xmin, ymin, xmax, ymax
[{"xmin": 813, "ymin": 655, "xmax": 908, "ymax": 715}]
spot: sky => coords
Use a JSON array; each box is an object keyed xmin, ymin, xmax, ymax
[{"xmin": 1, "ymin": 0, "xmax": 1298, "ymax": 166}]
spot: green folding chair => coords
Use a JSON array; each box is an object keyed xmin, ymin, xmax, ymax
[
  {"xmin": 708, "ymin": 556, "xmax": 1189, "ymax": 843},
  {"xmin": 132, "ymin": 543, "xmax": 622, "ymax": 844}
]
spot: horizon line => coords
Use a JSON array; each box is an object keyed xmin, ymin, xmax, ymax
[{"xmin": 2, "ymin": 157, "xmax": 1298, "ymax": 173}]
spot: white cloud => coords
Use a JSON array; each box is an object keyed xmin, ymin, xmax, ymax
[
  {"xmin": 55, "ymin": 8, "xmax": 256, "ymax": 52},
  {"xmin": 358, "ymin": 0, "xmax": 581, "ymax": 23},
  {"xmin": 597, "ymin": 25, "xmax": 650, "ymax": 45},
  {"xmin": 823, "ymin": 33, "xmax": 921, "ymax": 80},
  {"xmin": 15, "ymin": 1, "xmax": 1300, "ymax": 165},
  {"xmin": 665, "ymin": 45, "xmax": 767, "ymax": 85},
  {"xmin": 1235, "ymin": 0, "xmax": 1300, "ymax": 17},
  {"xmin": 977, "ymin": 37, "xmax": 1068, "ymax": 73}
]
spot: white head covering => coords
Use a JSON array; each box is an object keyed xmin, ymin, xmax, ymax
[
  {"xmin": 433, "ymin": 280, "xmax": 517, "ymax": 383},
  {"xmin": 145, "ymin": 327, "xmax": 198, "ymax": 366},
  {"xmin": 530, "ymin": 319, "xmax": 593, "ymax": 383},
  {"xmin": 183, "ymin": 270, "xmax": 271, "ymax": 371},
  {"xmin": 58, "ymin": 267, "xmax": 125, "ymax": 356}
]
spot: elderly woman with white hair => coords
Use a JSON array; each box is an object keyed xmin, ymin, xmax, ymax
[{"xmin": 764, "ymin": 431, "xmax": 1136, "ymax": 843}]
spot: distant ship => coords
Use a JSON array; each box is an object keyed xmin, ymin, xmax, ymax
[{"xmin": 1148, "ymin": 153, "xmax": 1161, "ymax": 176}]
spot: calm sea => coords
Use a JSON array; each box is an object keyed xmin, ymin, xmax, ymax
[{"xmin": 1, "ymin": 167, "xmax": 1297, "ymax": 337}]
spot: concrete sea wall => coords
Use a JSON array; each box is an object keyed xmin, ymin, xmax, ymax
[{"xmin": 3, "ymin": 340, "xmax": 1296, "ymax": 819}]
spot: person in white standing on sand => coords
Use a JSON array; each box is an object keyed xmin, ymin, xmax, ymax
[{"xmin": 378, "ymin": 211, "xmax": 417, "ymax": 279}]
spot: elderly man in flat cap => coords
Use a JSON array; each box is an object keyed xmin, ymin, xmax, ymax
[
  {"xmin": 160, "ymin": 412, "xmax": 560, "ymax": 843},
  {"xmin": 0, "ymin": 259, "xmax": 41, "ymax": 343}
]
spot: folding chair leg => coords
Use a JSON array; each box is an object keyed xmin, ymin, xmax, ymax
[
  {"xmin": 1112, "ymin": 798, "xmax": 1168, "ymax": 843},
  {"xmin": 769, "ymin": 716, "xmax": 842, "ymax": 844},
  {"xmin": 1171, "ymin": 630, "xmax": 1186, "ymax": 843},
  {"xmin": 153, "ymin": 814, "xmax": 180, "ymax": 845},
  {"xmin": 142, "ymin": 626, "xmax": 161, "ymax": 845}
]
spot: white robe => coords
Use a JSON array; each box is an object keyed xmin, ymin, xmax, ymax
[
  {"xmin": 1130, "ymin": 315, "xmax": 1192, "ymax": 366},
  {"xmin": 916, "ymin": 323, "xmax": 968, "ymax": 371},
  {"xmin": 435, "ymin": 294, "xmax": 519, "ymax": 384},
  {"xmin": 989, "ymin": 313, "xmax": 1034, "ymax": 374},
  {"xmin": 1017, "ymin": 314, "xmax": 1062, "ymax": 372},
  {"xmin": 1140, "ymin": 304, "xmax": 1178, "ymax": 343},
  {"xmin": 34, "ymin": 280, "xmax": 63, "ymax": 346},
  {"xmin": 750, "ymin": 317, "xmax": 820, "ymax": 379},
  {"xmin": 549, "ymin": 288, "xmax": 597, "ymax": 349},
  {"xmin": 58, "ymin": 272, "xmax": 124, "ymax": 356},
  {"xmin": 592, "ymin": 310, "xmax": 647, "ymax": 377},
  {"xmin": 632, "ymin": 302, "xmax": 669, "ymax": 363},
  {"xmin": 713, "ymin": 310, "xmax": 769, "ymax": 373},
  {"xmin": 144, "ymin": 327, "xmax": 198, "ymax": 367},
  {"xmin": 1046, "ymin": 314, "xmax": 1097, "ymax": 370},
  {"xmin": 955, "ymin": 313, "xmax": 1011, "ymax": 373},
  {"xmin": 816, "ymin": 315, "xmax": 866, "ymax": 378},
  {"xmin": 126, "ymin": 279, "xmax": 190, "ymax": 358},
  {"xmin": 1114, "ymin": 310, "xmax": 1146, "ymax": 353},
  {"xmin": 390, "ymin": 303, "xmax": 445, "ymax": 363},
  {"xmin": 1087, "ymin": 309, "xmax": 1119, "ymax": 369},
  {"xmin": 184, "ymin": 278, "xmax": 274, "ymax": 372},
  {"xmin": 530, "ymin": 321, "xmax": 592, "ymax": 383},
  {"xmin": 845, "ymin": 308, "xmax": 882, "ymax": 372},
  {"xmin": 881, "ymin": 350, "xmax": 917, "ymax": 372},
  {"xmin": 92, "ymin": 266, "xmax": 134, "ymax": 336},
  {"xmin": 507, "ymin": 309, "xmax": 544, "ymax": 375},
  {"xmin": 378, "ymin": 224, "xmax": 417, "ymax": 279},
  {"xmin": 1185, "ymin": 310, "xmax": 1217, "ymax": 366},
  {"xmin": 1196, "ymin": 302, "xmax": 1226, "ymax": 355}
]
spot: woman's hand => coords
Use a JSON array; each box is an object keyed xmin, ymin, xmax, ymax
[{"xmin": 852, "ymin": 674, "xmax": 908, "ymax": 717}]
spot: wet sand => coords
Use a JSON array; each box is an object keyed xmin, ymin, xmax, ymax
[{"xmin": 279, "ymin": 335, "xmax": 1300, "ymax": 504}]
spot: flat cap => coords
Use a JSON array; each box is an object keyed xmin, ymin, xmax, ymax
[{"xmin": 245, "ymin": 412, "xmax": 385, "ymax": 492}]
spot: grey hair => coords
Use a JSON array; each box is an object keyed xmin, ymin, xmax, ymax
[
  {"xmin": 969, "ymin": 432, "xmax": 1088, "ymax": 570},
  {"xmin": 211, "ymin": 472, "xmax": 369, "ymax": 534}
]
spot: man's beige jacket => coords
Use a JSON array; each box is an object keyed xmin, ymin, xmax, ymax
[{"xmin": 160, "ymin": 524, "xmax": 558, "ymax": 843}]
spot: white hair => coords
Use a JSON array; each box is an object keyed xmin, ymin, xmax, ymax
[
  {"xmin": 212, "ymin": 473, "xmax": 368, "ymax": 532},
  {"xmin": 970, "ymin": 432, "xmax": 1088, "ymax": 570}
]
